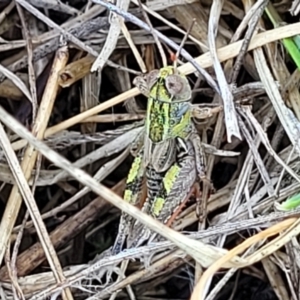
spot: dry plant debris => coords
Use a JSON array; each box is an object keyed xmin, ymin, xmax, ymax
[{"xmin": 1, "ymin": 1, "xmax": 300, "ymax": 300}]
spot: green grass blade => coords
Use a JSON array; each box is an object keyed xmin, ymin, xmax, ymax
[
  {"xmin": 265, "ymin": 2, "xmax": 300, "ymax": 70},
  {"xmin": 275, "ymin": 193, "xmax": 300, "ymax": 211}
]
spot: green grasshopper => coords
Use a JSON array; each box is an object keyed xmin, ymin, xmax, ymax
[{"xmin": 112, "ymin": 66, "xmax": 207, "ymax": 254}]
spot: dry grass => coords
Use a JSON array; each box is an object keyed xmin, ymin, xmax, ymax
[{"xmin": 0, "ymin": 1, "xmax": 300, "ymax": 299}]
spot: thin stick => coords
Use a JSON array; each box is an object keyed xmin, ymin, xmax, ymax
[
  {"xmin": 137, "ymin": 0, "xmax": 167, "ymax": 67},
  {"xmin": 0, "ymin": 47, "xmax": 69, "ymax": 278},
  {"xmin": 92, "ymin": 0, "xmax": 220, "ymax": 94},
  {"xmin": 10, "ymin": 23, "xmax": 300, "ymax": 151},
  {"xmin": 174, "ymin": 19, "xmax": 196, "ymax": 70},
  {"xmin": 16, "ymin": 3, "xmax": 37, "ymax": 122},
  {"xmin": 15, "ymin": 0, "xmax": 138, "ymax": 75}
]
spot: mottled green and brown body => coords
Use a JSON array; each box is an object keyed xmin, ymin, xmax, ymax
[
  {"xmin": 112, "ymin": 66, "xmax": 206, "ymax": 254},
  {"xmin": 143, "ymin": 67, "xmax": 192, "ymax": 170}
]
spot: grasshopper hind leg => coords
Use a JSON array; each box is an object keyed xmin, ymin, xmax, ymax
[
  {"xmin": 112, "ymin": 215, "xmax": 130, "ymax": 255},
  {"xmin": 112, "ymin": 148, "xmax": 145, "ymax": 255},
  {"xmin": 127, "ymin": 166, "xmax": 165, "ymax": 248},
  {"xmin": 130, "ymin": 141, "xmax": 197, "ymax": 247}
]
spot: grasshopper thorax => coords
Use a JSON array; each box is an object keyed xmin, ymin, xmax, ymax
[{"xmin": 145, "ymin": 66, "xmax": 192, "ymax": 144}]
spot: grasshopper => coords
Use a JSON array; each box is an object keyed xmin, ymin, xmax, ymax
[{"xmin": 112, "ymin": 66, "xmax": 207, "ymax": 254}]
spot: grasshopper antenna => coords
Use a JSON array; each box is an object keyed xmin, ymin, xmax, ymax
[
  {"xmin": 137, "ymin": 0, "xmax": 167, "ymax": 67},
  {"xmin": 173, "ymin": 19, "xmax": 196, "ymax": 70}
]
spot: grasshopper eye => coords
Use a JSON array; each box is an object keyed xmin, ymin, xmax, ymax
[
  {"xmin": 146, "ymin": 70, "xmax": 160, "ymax": 89},
  {"xmin": 165, "ymin": 74, "xmax": 184, "ymax": 95}
]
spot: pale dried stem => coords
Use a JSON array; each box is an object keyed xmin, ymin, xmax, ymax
[
  {"xmin": 16, "ymin": 3, "xmax": 38, "ymax": 121},
  {"xmin": 0, "ymin": 2, "xmax": 15, "ymax": 24},
  {"xmin": 0, "ymin": 73, "xmax": 29, "ymax": 100},
  {"xmin": 136, "ymin": 0, "xmax": 167, "ymax": 67},
  {"xmin": 82, "ymin": 113, "xmax": 144, "ymax": 123},
  {"xmin": 208, "ymin": 0, "xmax": 240, "ymax": 142},
  {"xmin": 0, "ymin": 181, "xmax": 125, "ymax": 279},
  {"xmin": 120, "ymin": 21, "xmax": 147, "ymax": 72},
  {"xmin": 0, "ymin": 47, "xmax": 68, "ymax": 276},
  {"xmin": 24, "ymin": 0, "xmax": 80, "ymax": 15},
  {"xmin": 91, "ymin": 0, "xmax": 130, "ymax": 71},
  {"xmin": 11, "ymin": 23, "xmax": 300, "ymax": 152},
  {"xmin": 262, "ymin": 257, "xmax": 290, "ymax": 299},
  {"xmin": 0, "ymin": 65, "xmax": 32, "ymax": 102},
  {"xmin": 58, "ymin": 55, "xmax": 95, "ymax": 88},
  {"xmin": 0, "ymin": 120, "xmax": 73, "ymax": 300}
]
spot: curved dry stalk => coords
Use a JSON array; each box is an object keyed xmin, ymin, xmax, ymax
[
  {"xmin": 0, "ymin": 64, "xmax": 32, "ymax": 102},
  {"xmin": 8, "ymin": 22, "xmax": 300, "ymax": 153},
  {"xmin": 191, "ymin": 217, "xmax": 299, "ymax": 300},
  {"xmin": 207, "ymin": 0, "xmax": 240, "ymax": 142},
  {"xmin": 0, "ymin": 119, "xmax": 73, "ymax": 300},
  {"xmin": 91, "ymin": 0, "xmax": 130, "ymax": 71},
  {"xmin": 15, "ymin": 0, "xmax": 135, "ymax": 74},
  {"xmin": 0, "ymin": 100, "xmax": 250, "ymax": 271},
  {"xmin": 12, "ymin": 149, "xmax": 129, "ymax": 235},
  {"xmin": 0, "ymin": 46, "xmax": 69, "ymax": 269}
]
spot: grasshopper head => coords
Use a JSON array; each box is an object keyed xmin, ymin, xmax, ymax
[
  {"xmin": 154, "ymin": 66, "xmax": 191, "ymax": 103},
  {"xmin": 143, "ymin": 66, "xmax": 192, "ymax": 143}
]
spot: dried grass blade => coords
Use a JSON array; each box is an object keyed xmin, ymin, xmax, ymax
[
  {"xmin": 208, "ymin": 0, "xmax": 241, "ymax": 142},
  {"xmin": 120, "ymin": 21, "xmax": 147, "ymax": 72},
  {"xmin": 32, "ymin": 5, "xmax": 105, "ymax": 44},
  {"xmin": 262, "ymin": 258, "xmax": 289, "ymax": 299},
  {"xmin": 131, "ymin": 0, "xmax": 207, "ymax": 49},
  {"xmin": 254, "ymin": 48, "xmax": 300, "ymax": 154},
  {"xmin": 18, "ymin": 149, "xmax": 130, "ymax": 230},
  {"xmin": 229, "ymin": 0, "xmax": 268, "ymax": 83},
  {"xmin": 0, "ymin": 122, "xmax": 73, "ymax": 300},
  {"xmin": 91, "ymin": 0, "xmax": 130, "ymax": 71},
  {"xmin": 137, "ymin": 0, "xmax": 166, "ymax": 68},
  {"xmin": 291, "ymin": 0, "xmax": 300, "ymax": 16},
  {"xmin": 241, "ymin": 102, "xmax": 300, "ymax": 184},
  {"xmin": 42, "ymin": 127, "xmax": 141, "ymax": 186},
  {"xmin": 16, "ymin": 4, "xmax": 37, "ymax": 122},
  {"xmin": 16, "ymin": 0, "xmax": 132, "ymax": 73},
  {"xmin": 0, "ymin": 64, "xmax": 32, "ymax": 102},
  {"xmin": 237, "ymin": 116, "xmax": 274, "ymax": 196},
  {"xmin": 26, "ymin": 0, "xmax": 79, "ymax": 15},
  {"xmin": 93, "ymin": 0, "xmax": 220, "ymax": 94},
  {"xmin": 191, "ymin": 218, "xmax": 299, "ymax": 300},
  {"xmin": 231, "ymin": 0, "xmax": 268, "ymax": 42},
  {"xmin": 0, "ymin": 104, "xmax": 250, "ymax": 270},
  {"xmin": 0, "ymin": 46, "xmax": 68, "ymax": 269},
  {"xmin": 11, "ymin": 23, "xmax": 300, "ymax": 152},
  {"xmin": 0, "ymin": 1, "xmax": 15, "ymax": 24}
]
